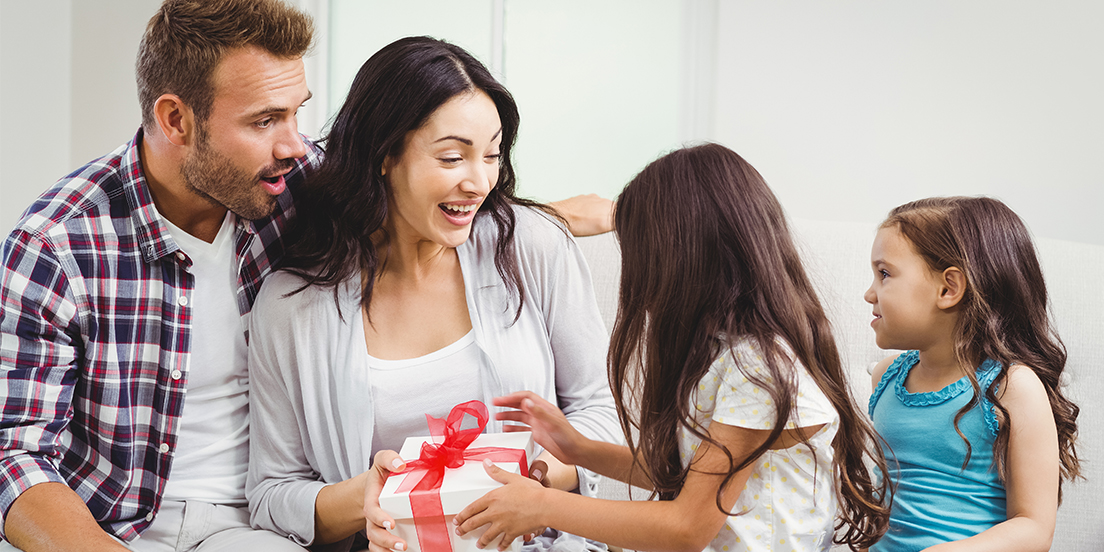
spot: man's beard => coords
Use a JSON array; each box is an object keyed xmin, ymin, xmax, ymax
[{"xmin": 180, "ymin": 129, "xmax": 293, "ymax": 221}]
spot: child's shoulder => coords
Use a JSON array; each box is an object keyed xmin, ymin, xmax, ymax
[
  {"xmin": 870, "ymin": 350, "xmax": 917, "ymax": 387},
  {"xmin": 998, "ymin": 364, "xmax": 1049, "ymax": 412}
]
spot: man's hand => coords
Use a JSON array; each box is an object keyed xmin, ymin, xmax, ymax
[{"xmin": 549, "ymin": 194, "xmax": 614, "ymax": 237}]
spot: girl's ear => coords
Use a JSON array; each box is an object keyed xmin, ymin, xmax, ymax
[{"xmin": 937, "ymin": 266, "xmax": 967, "ymax": 310}]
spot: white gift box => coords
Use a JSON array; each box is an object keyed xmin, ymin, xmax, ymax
[{"xmin": 378, "ymin": 431, "xmax": 536, "ymax": 552}]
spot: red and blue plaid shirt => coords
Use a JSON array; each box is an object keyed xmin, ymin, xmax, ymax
[{"xmin": 0, "ymin": 129, "xmax": 322, "ymax": 541}]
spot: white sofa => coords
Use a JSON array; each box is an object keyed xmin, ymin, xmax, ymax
[{"xmin": 576, "ymin": 217, "xmax": 1103, "ymax": 551}]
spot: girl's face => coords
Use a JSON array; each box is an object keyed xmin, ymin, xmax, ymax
[
  {"xmin": 863, "ymin": 225, "xmax": 947, "ymax": 351},
  {"xmin": 383, "ymin": 90, "xmax": 502, "ymax": 249}
]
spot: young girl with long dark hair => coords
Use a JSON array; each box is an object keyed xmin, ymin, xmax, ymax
[
  {"xmin": 864, "ymin": 197, "xmax": 1080, "ymax": 551},
  {"xmin": 447, "ymin": 143, "xmax": 890, "ymax": 552}
]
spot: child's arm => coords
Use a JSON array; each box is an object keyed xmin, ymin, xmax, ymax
[
  {"xmin": 922, "ymin": 365, "xmax": 1058, "ymax": 552},
  {"xmin": 493, "ymin": 391, "xmax": 654, "ymax": 489},
  {"xmin": 455, "ymin": 417, "xmax": 781, "ymax": 552}
]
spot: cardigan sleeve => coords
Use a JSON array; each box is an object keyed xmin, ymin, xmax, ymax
[
  {"xmin": 515, "ymin": 209, "xmax": 623, "ymax": 497},
  {"xmin": 244, "ymin": 272, "xmax": 328, "ymax": 546}
]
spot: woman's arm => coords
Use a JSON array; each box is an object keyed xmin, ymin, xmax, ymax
[
  {"xmin": 921, "ymin": 365, "xmax": 1058, "ymax": 552},
  {"xmin": 455, "ymin": 419, "xmax": 767, "ymax": 552},
  {"xmin": 244, "ymin": 280, "xmax": 333, "ymax": 546}
]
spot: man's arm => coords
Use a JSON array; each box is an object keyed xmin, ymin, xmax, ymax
[
  {"xmin": 1, "ymin": 230, "xmax": 120, "ymax": 550},
  {"xmin": 548, "ymin": 194, "xmax": 614, "ymax": 237},
  {"xmin": 5, "ymin": 483, "xmax": 128, "ymax": 552}
]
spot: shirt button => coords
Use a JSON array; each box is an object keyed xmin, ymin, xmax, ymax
[
  {"xmin": 145, "ymin": 512, "xmax": 154, "ymax": 522},
  {"xmin": 159, "ymin": 443, "xmax": 170, "ymax": 454},
  {"xmin": 171, "ymin": 370, "xmax": 182, "ymax": 380},
  {"xmin": 177, "ymin": 295, "xmax": 188, "ymax": 307},
  {"xmin": 175, "ymin": 251, "xmax": 186, "ymax": 261}
]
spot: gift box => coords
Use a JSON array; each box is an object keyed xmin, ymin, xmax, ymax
[{"xmin": 379, "ymin": 401, "xmax": 536, "ymax": 552}]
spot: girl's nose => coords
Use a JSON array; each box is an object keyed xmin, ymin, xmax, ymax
[{"xmin": 863, "ymin": 282, "xmax": 876, "ymax": 305}]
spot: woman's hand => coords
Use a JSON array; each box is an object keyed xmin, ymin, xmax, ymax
[
  {"xmin": 364, "ymin": 450, "xmax": 408, "ymax": 552},
  {"xmin": 493, "ymin": 391, "xmax": 586, "ymax": 466},
  {"xmin": 455, "ymin": 459, "xmax": 549, "ymax": 551}
]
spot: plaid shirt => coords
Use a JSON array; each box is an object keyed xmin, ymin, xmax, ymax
[{"xmin": 0, "ymin": 129, "xmax": 322, "ymax": 541}]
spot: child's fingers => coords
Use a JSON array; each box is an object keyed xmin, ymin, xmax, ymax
[
  {"xmin": 453, "ymin": 492, "xmax": 491, "ymax": 535},
  {"xmin": 454, "ymin": 507, "xmax": 489, "ymax": 539},
  {"xmin": 491, "ymin": 391, "xmax": 534, "ymax": 409},
  {"xmin": 494, "ymin": 410, "xmax": 532, "ymax": 425},
  {"xmin": 481, "ymin": 458, "xmax": 528, "ymax": 485},
  {"xmin": 528, "ymin": 459, "xmax": 551, "ymax": 487}
]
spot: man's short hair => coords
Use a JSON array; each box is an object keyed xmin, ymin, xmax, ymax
[{"xmin": 136, "ymin": 0, "xmax": 314, "ymax": 132}]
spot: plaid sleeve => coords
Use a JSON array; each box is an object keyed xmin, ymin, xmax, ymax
[{"xmin": 0, "ymin": 224, "xmax": 82, "ymax": 528}]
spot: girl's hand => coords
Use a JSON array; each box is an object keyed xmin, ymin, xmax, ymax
[
  {"xmin": 493, "ymin": 391, "xmax": 584, "ymax": 465},
  {"xmin": 364, "ymin": 450, "xmax": 408, "ymax": 552},
  {"xmin": 454, "ymin": 459, "xmax": 549, "ymax": 551}
]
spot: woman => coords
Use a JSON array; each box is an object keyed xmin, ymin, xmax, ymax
[{"xmin": 244, "ymin": 36, "xmax": 620, "ymax": 552}]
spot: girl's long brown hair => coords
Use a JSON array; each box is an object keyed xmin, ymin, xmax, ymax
[
  {"xmin": 883, "ymin": 197, "xmax": 1081, "ymax": 498},
  {"xmin": 610, "ymin": 143, "xmax": 889, "ymax": 549}
]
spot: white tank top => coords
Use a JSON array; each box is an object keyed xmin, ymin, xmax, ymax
[{"xmin": 368, "ymin": 330, "xmax": 484, "ymax": 454}]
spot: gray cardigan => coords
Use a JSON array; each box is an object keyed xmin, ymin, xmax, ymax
[{"xmin": 244, "ymin": 206, "xmax": 621, "ymax": 546}]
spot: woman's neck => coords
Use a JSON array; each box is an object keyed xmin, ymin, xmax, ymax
[{"xmin": 375, "ymin": 224, "xmax": 455, "ymax": 283}]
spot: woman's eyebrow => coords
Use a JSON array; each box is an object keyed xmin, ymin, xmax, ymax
[{"xmin": 432, "ymin": 128, "xmax": 503, "ymax": 146}]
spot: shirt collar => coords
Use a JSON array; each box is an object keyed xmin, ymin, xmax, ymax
[{"xmin": 118, "ymin": 128, "xmax": 179, "ymax": 264}]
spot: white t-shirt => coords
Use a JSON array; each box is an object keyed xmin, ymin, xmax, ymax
[
  {"xmin": 368, "ymin": 330, "xmax": 484, "ymax": 453},
  {"xmin": 160, "ymin": 212, "xmax": 250, "ymax": 504},
  {"xmin": 679, "ymin": 337, "xmax": 840, "ymax": 552}
]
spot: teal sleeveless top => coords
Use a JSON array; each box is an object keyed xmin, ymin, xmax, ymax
[{"xmin": 869, "ymin": 350, "xmax": 1006, "ymax": 551}]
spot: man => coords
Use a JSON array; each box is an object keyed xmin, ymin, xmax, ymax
[{"xmin": 0, "ymin": 1, "xmax": 611, "ymax": 551}]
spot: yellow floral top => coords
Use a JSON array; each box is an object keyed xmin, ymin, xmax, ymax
[{"xmin": 678, "ymin": 337, "xmax": 840, "ymax": 552}]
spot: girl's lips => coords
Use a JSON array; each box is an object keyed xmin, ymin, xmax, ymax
[{"xmin": 260, "ymin": 174, "xmax": 286, "ymax": 195}]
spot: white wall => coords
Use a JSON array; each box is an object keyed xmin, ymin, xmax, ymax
[
  {"xmin": 711, "ymin": 0, "xmax": 1104, "ymax": 245},
  {"xmin": 1, "ymin": 1, "xmax": 73, "ymax": 232},
  {"xmin": 325, "ymin": 0, "xmax": 685, "ymax": 204},
  {"xmin": 2, "ymin": 1, "xmax": 1100, "ymax": 246}
]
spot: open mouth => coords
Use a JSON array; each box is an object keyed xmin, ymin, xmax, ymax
[
  {"xmin": 440, "ymin": 203, "xmax": 478, "ymax": 215},
  {"xmin": 438, "ymin": 202, "xmax": 480, "ymax": 226},
  {"xmin": 259, "ymin": 173, "xmax": 287, "ymax": 195}
]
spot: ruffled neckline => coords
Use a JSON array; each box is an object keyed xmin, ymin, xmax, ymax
[{"xmin": 871, "ymin": 350, "xmax": 1003, "ymax": 436}]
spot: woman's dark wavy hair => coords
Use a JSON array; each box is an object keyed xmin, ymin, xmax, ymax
[
  {"xmin": 280, "ymin": 36, "xmax": 551, "ymax": 315},
  {"xmin": 610, "ymin": 143, "xmax": 890, "ymax": 549},
  {"xmin": 882, "ymin": 196, "xmax": 1081, "ymax": 499}
]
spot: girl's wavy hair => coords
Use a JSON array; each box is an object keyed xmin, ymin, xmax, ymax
[
  {"xmin": 882, "ymin": 196, "xmax": 1081, "ymax": 498},
  {"xmin": 279, "ymin": 36, "xmax": 553, "ymax": 315},
  {"xmin": 609, "ymin": 143, "xmax": 890, "ymax": 549}
]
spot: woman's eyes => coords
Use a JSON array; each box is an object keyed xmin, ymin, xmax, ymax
[{"xmin": 438, "ymin": 153, "xmax": 501, "ymax": 164}]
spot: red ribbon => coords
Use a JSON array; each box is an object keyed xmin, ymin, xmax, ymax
[{"xmin": 390, "ymin": 400, "xmax": 529, "ymax": 552}]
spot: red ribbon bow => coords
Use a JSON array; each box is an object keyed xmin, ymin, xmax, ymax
[{"xmin": 390, "ymin": 400, "xmax": 529, "ymax": 552}]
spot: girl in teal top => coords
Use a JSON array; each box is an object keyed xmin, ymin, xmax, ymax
[{"xmin": 863, "ymin": 197, "xmax": 1081, "ymax": 551}]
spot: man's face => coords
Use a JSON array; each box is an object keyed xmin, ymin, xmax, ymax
[{"xmin": 181, "ymin": 45, "xmax": 310, "ymax": 220}]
